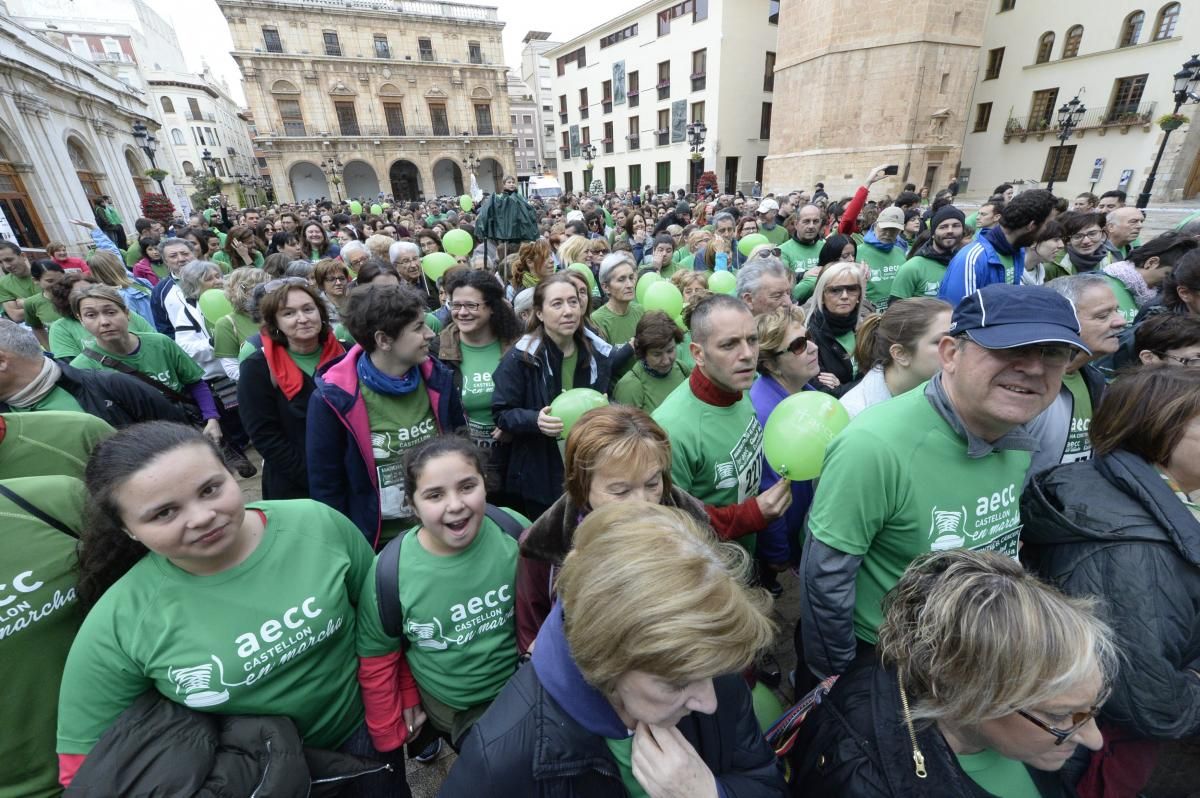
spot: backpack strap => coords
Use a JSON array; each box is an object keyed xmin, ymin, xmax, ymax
[
  {"xmin": 0, "ymin": 483, "xmax": 78, "ymax": 538},
  {"xmin": 81, "ymin": 347, "xmax": 195, "ymax": 406},
  {"xmin": 372, "ymin": 504, "xmax": 524, "ymax": 639}
]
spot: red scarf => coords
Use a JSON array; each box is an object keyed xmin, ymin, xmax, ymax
[
  {"xmin": 689, "ymin": 367, "xmax": 741, "ymax": 408},
  {"xmin": 261, "ymin": 334, "xmax": 344, "ymax": 400}
]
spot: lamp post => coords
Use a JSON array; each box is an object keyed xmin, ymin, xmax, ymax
[
  {"xmin": 687, "ymin": 120, "xmax": 708, "ymax": 192},
  {"xmin": 1136, "ymin": 53, "xmax": 1200, "ymax": 209},
  {"xmin": 131, "ymin": 121, "xmax": 166, "ymax": 193},
  {"xmin": 201, "ymin": 147, "xmax": 216, "ymax": 177},
  {"xmin": 321, "ymin": 156, "xmax": 344, "ymax": 201},
  {"xmin": 464, "ymin": 152, "xmax": 480, "ymax": 173},
  {"xmin": 1044, "ymin": 95, "xmax": 1085, "ymax": 194}
]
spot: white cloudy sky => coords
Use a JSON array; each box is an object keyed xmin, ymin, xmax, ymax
[{"xmin": 146, "ymin": 0, "xmax": 645, "ymax": 106}]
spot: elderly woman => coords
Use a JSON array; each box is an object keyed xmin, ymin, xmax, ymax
[
  {"xmin": 516, "ymin": 406, "xmax": 711, "ymax": 650},
  {"xmin": 1023, "ymin": 365, "xmax": 1200, "ymax": 794},
  {"xmin": 340, "ymin": 239, "xmax": 370, "ymax": 273},
  {"xmin": 805, "ymin": 260, "xmax": 870, "ymax": 396},
  {"xmin": 389, "ymin": 240, "xmax": 437, "ymax": 310},
  {"xmin": 211, "ymin": 267, "xmax": 269, "ymax": 379},
  {"xmin": 613, "ymin": 310, "xmax": 690, "ymax": 413},
  {"xmin": 449, "ymin": 502, "xmax": 783, "ymax": 796},
  {"xmin": 591, "ymin": 251, "xmax": 644, "ymax": 360},
  {"xmin": 791, "ymin": 549, "xmax": 1116, "ymax": 797},
  {"xmin": 171, "ymin": 260, "xmax": 224, "ymax": 379}
]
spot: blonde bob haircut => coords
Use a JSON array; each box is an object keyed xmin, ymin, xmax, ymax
[
  {"xmin": 807, "ymin": 260, "xmax": 868, "ymax": 322},
  {"xmin": 563, "ymin": 405, "xmax": 673, "ymax": 508},
  {"xmin": 877, "ymin": 549, "xmax": 1118, "ymax": 727},
  {"xmin": 557, "ymin": 234, "xmax": 591, "ymax": 268},
  {"xmin": 756, "ymin": 305, "xmax": 808, "ymax": 369},
  {"xmin": 555, "ymin": 502, "xmax": 776, "ymax": 695}
]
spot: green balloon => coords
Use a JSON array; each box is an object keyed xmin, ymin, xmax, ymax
[
  {"xmin": 459, "ymin": 194, "xmax": 474, "ymax": 212},
  {"xmin": 643, "ymin": 280, "xmax": 684, "ymax": 318},
  {"xmin": 708, "ymin": 270, "xmax": 737, "ymax": 295},
  {"xmin": 370, "ymin": 203, "xmax": 383, "ymax": 215},
  {"xmin": 442, "ymin": 228, "xmax": 474, "ymax": 257},
  {"xmin": 422, "ymin": 252, "xmax": 455, "ymax": 281},
  {"xmin": 763, "ymin": 392, "xmax": 851, "ymax": 480},
  {"xmin": 549, "ymin": 388, "xmax": 609, "ymax": 440},
  {"xmin": 738, "ymin": 233, "xmax": 770, "ymax": 257},
  {"xmin": 197, "ymin": 289, "xmax": 234, "ymax": 326},
  {"xmin": 636, "ymin": 272, "xmax": 662, "ymax": 304},
  {"xmin": 567, "ymin": 262, "xmax": 596, "ymax": 290},
  {"xmin": 349, "ymin": 200, "xmax": 363, "ymax": 215}
]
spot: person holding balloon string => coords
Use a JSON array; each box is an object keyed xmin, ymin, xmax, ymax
[{"xmin": 492, "ymin": 273, "xmax": 613, "ymax": 520}]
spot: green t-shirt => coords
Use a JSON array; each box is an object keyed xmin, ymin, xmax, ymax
[
  {"xmin": 1060, "ymin": 371, "xmax": 1093, "ymax": 464},
  {"xmin": 560, "ymin": 350, "xmax": 578, "ymax": 392},
  {"xmin": 355, "ymin": 509, "xmax": 528, "ymax": 710},
  {"xmin": 360, "ymin": 383, "xmax": 438, "ymax": 541},
  {"xmin": 676, "ymin": 332, "xmax": 695, "ymax": 372},
  {"xmin": 57, "ymin": 499, "xmax": 374, "ymax": 754},
  {"xmin": 860, "ymin": 242, "xmax": 908, "ymax": 310},
  {"xmin": 0, "ymin": 475, "xmax": 85, "ymax": 798},
  {"xmin": 780, "ymin": 238, "xmax": 823, "ymax": 274},
  {"xmin": 212, "ymin": 311, "xmax": 261, "ymax": 360},
  {"xmin": 613, "ymin": 360, "xmax": 690, "ymax": 414},
  {"xmin": 0, "ymin": 272, "xmax": 37, "ymax": 312},
  {"xmin": 287, "ymin": 346, "xmax": 323, "ymax": 376},
  {"xmin": 792, "ymin": 273, "xmax": 819, "ymax": 304},
  {"xmin": 604, "ymin": 736, "xmax": 649, "ymax": 798},
  {"xmin": 1103, "ymin": 275, "xmax": 1140, "ymax": 324},
  {"xmin": 808, "ymin": 383, "xmax": 1028, "ymax": 643},
  {"xmin": 22, "ymin": 294, "xmax": 60, "ymax": 330},
  {"xmin": 6, "ymin": 385, "xmax": 83, "ymax": 414},
  {"xmin": 0, "ymin": 411, "xmax": 113, "ymax": 481},
  {"xmin": 653, "ymin": 381, "xmax": 763, "ymax": 552},
  {"xmin": 459, "ymin": 340, "xmax": 503, "ymax": 448},
  {"xmin": 759, "ymin": 223, "xmax": 789, "ymax": 246},
  {"xmin": 212, "ymin": 250, "xmax": 265, "ymax": 273},
  {"xmin": 48, "ymin": 314, "xmax": 154, "ymax": 360},
  {"xmin": 425, "ymin": 311, "xmax": 443, "ymax": 335},
  {"xmin": 69, "ymin": 331, "xmax": 204, "ymax": 393},
  {"xmin": 956, "ymin": 748, "xmax": 1040, "ymax": 798},
  {"xmin": 890, "ymin": 255, "xmax": 948, "ymax": 301},
  {"xmin": 997, "ymin": 251, "xmax": 1016, "ymax": 285},
  {"xmin": 591, "ymin": 302, "xmax": 644, "ymax": 348},
  {"xmin": 835, "ymin": 331, "xmax": 858, "ymax": 378}
]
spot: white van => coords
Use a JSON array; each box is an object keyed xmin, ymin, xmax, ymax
[{"xmin": 528, "ymin": 176, "xmax": 563, "ymax": 200}]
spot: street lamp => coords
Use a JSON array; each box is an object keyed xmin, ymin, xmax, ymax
[
  {"xmin": 201, "ymin": 148, "xmax": 216, "ymax": 177},
  {"xmin": 464, "ymin": 153, "xmax": 480, "ymax": 172},
  {"xmin": 1045, "ymin": 95, "xmax": 1085, "ymax": 193},
  {"xmin": 581, "ymin": 143, "xmax": 597, "ymax": 162},
  {"xmin": 687, "ymin": 121, "xmax": 708, "ymax": 191},
  {"xmin": 321, "ymin": 156, "xmax": 344, "ymax": 200},
  {"xmin": 132, "ymin": 121, "xmax": 166, "ymax": 193},
  {"xmin": 1137, "ymin": 53, "xmax": 1200, "ymax": 209}
]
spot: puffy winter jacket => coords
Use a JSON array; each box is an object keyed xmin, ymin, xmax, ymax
[
  {"xmin": 1021, "ymin": 449, "xmax": 1200, "ymax": 740},
  {"xmin": 65, "ymin": 691, "xmax": 389, "ymax": 797},
  {"xmin": 0, "ymin": 359, "xmax": 186, "ymax": 428}
]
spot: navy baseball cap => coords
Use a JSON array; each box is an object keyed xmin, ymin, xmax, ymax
[{"xmin": 948, "ymin": 284, "xmax": 1090, "ymax": 354}]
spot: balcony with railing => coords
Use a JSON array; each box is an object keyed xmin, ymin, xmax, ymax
[
  {"xmin": 657, "ymin": 82, "xmax": 670, "ymax": 100},
  {"xmin": 627, "ymin": 134, "xmax": 640, "ymax": 151},
  {"xmin": 656, "ymin": 128, "xmax": 669, "ymax": 146},
  {"xmin": 1003, "ymin": 101, "xmax": 1157, "ymax": 142},
  {"xmin": 188, "ymin": 110, "xmax": 217, "ymax": 122},
  {"xmin": 560, "ymin": 146, "xmax": 571, "ymax": 158},
  {"xmin": 270, "ymin": 124, "xmax": 513, "ymax": 139}
]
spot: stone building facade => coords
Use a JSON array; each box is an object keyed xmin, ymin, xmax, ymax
[
  {"xmin": 764, "ymin": 0, "xmax": 987, "ymax": 199},
  {"xmin": 217, "ymin": 0, "xmax": 518, "ymax": 203}
]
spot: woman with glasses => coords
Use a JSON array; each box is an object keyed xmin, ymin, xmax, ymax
[
  {"xmin": 1023, "ymin": 365, "xmax": 1200, "ymax": 795},
  {"xmin": 750, "ymin": 306, "xmax": 821, "ymax": 583},
  {"xmin": 1134, "ymin": 313, "xmax": 1200, "ymax": 366},
  {"xmin": 804, "ymin": 261, "xmax": 870, "ymax": 395},
  {"xmin": 315, "ymin": 258, "xmax": 352, "ymax": 320},
  {"xmin": 1045, "ymin": 212, "xmax": 1110, "ymax": 281},
  {"xmin": 791, "ymin": 548, "xmax": 1115, "ymax": 797},
  {"xmin": 238, "ymin": 279, "xmax": 344, "ymax": 499},
  {"xmin": 389, "ymin": 240, "xmax": 438, "ymax": 311}
]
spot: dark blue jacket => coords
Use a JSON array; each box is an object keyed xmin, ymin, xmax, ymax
[
  {"xmin": 749, "ymin": 374, "xmax": 817, "ymax": 566},
  {"xmin": 306, "ymin": 345, "xmax": 465, "ymax": 549},
  {"xmin": 149, "ymin": 275, "xmax": 176, "ymax": 335}
]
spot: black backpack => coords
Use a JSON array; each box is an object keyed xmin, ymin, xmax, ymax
[{"xmin": 373, "ymin": 504, "xmax": 525, "ymax": 638}]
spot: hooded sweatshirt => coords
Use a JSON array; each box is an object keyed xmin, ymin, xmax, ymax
[
  {"xmin": 890, "ymin": 239, "xmax": 956, "ymax": 301},
  {"xmin": 858, "ymin": 229, "xmax": 908, "ymax": 309}
]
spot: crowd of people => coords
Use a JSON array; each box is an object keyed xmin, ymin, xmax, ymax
[{"xmin": 3, "ymin": 164, "xmax": 1200, "ymax": 798}]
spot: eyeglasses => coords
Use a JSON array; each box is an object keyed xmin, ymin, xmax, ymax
[
  {"xmin": 451, "ymin": 301, "xmax": 483, "ymax": 313},
  {"xmin": 1069, "ymin": 229, "xmax": 1105, "ymax": 243},
  {"xmin": 752, "ymin": 247, "xmax": 783, "ymax": 259},
  {"xmin": 1016, "ymin": 689, "xmax": 1109, "ymax": 746},
  {"xmin": 1160, "ymin": 352, "xmax": 1200, "ymax": 367},
  {"xmin": 825, "ymin": 285, "xmax": 861, "ymax": 296},
  {"xmin": 776, "ymin": 334, "xmax": 809, "ymax": 356},
  {"xmin": 550, "ymin": 212, "xmax": 563, "ymax": 218},
  {"xmin": 984, "ymin": 343, "xmax": 1075, "ymax": 367}
]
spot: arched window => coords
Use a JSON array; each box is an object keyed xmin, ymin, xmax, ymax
[
  {"xmin": 182, "ymin": 161, "xmax": 195, "ymax": 176},
  {"xmin": 1154, "ymin": 2, "xmax": 1180, "ymax": 39},
  {"xmin": 1036, "ymin": 31, "xmax": 1055, "ymax": 63},
  {"xmin": 170, "ymin": 128, "xmax": 185, "ymax": 145},
  {"xmin": 1062, "ymin": 25, "xmax": 1083, "ymax": 58},
  {"xmin": 1119, "ymin": 11, "xmax": 1144, "ymax": 47},
  {"xmin": 160, "ymin": 96, "xmax": 175, "ymax": 114}
]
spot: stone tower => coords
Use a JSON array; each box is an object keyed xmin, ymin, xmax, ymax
[{"xmin": 763, "ymin": 0, "xmax": 988, "ymax": 198}]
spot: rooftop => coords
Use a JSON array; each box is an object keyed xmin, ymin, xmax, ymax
[{"xmin": 217, "ymin": 0, "xmax": 500, "ymax": 22}]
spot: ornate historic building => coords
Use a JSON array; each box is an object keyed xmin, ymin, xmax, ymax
[{"xmin": 217, "ymin": 0, "xmax": 518, "ymax": 203}]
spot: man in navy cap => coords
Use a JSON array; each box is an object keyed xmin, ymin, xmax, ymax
[{"xmin": 799, "ymin": 283, "xmax": 1087, "ymax": 680}]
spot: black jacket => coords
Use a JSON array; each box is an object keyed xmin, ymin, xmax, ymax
[
  {"xmin": 1022, "ymin": 450, "xmax": 1200, "ymax": 740},
  {"xmin": 789, "ymin": 656, "xmax": 1069, "ymax": 797},
  {"xmin": 491, "ymin": 334, "xmax": 611, "ymax": 509},
  {"xmin": 65, "ymin": 692, "xmax": 388, "ymax": 797},
  {"xmin": 236, "ymin": 347, "xmax": 316, "ymax": 500},
  {"xmin": 0, "ymin": 360, "xmax": 186, "ymax": 427},
  {"xmin": 441, "ymin": 665, "xmax": 785, "ymax": 797},
  {"xmin": 805, "ymin": 308, "xmax": 860, "ymax": 397}
]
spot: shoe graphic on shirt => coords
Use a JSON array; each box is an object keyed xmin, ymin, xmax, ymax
[
  {"xmin": 168, "ymin": 657, "xmax": 232, "ymax": 708},
  {"xmin": 929, "ymin": 506, "xmax": 968, "ymax": 551},
  {"xmin": 406, "ymin": 617, "xmax": 450, "ymax": 650}
]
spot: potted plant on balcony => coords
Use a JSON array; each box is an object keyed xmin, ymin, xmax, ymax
[{"xmin": 1158, "ymin": 112, "xmax": 1187, "ymax": 131}]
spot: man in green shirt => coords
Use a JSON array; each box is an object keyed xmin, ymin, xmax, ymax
[
  {"xmin": 890, "ymin": 205, "xmax": 965, "ymax": 301},
  {"xmin": 858, "ymin": 207, "xmax": 909, "ymax": 309},
  {"xmin": 801, "ymin": 284, "xmax": 1086, "ymax": 679},
  {"xmin": 781, "ymin": 204, "xmax": 824, "ymax": 303},
  {"xmin": 0, "ymin": 411, "xmax": 113, "ymax": 480},
  {"xmin": 0, "ymin": 242, "xmax": 37, "ymax": 323},
  {"xmin": 755, "ymin": 198, "xmax": 789, "ymax": 246}
]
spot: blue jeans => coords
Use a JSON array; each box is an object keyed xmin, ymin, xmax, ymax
[{"xmin": 335, "ymin": 723, "xmax": 411, "ymax": 798}]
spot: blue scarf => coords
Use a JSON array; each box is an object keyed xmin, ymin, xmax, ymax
[
  {"xmin": 642, "ymin": 359, "xmax": 674, "ymax": 379},
  {"xmin": 357, "ymin": 353, "xmax": 421, "ymax": 396},
  {"xmin": 982, "ymin": 224, "xmax": 1017, "ymax": 258},
  {"xmin": 531, "ymin": 603, "xmax": 629, "ymax": 738},
  {"xmin": 864, "ymin": 228, "xmax": 900, "ymax": 253}
]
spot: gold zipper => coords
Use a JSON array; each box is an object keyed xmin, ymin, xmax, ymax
[{"xmin": 897, "ymin": 671, "xmax": 928, "ymax": 778}]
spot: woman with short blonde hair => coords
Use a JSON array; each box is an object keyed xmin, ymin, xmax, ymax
[
  {"xmin": 447, "ymin": 501, "xmax": 784, "ymax": 797},
  {"xmin": 557, "ymin": 234, "xmax": 591, "ymax": 270}
]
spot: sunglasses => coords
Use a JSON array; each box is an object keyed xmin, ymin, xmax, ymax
[
  {"xmin": 777, "ymin": 334, "xmax": 809, "ymax": 355},
  {"xmin": 752, "ymin": 247, "xmax": 783, "ymax": 259},
  {"xmin": 825, "ymin": 285, "xmax": 861, "ymax": 296},
  {"xmin": 1016, "ymin": 689, "xmax": 1109, "ymax": 746}
]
